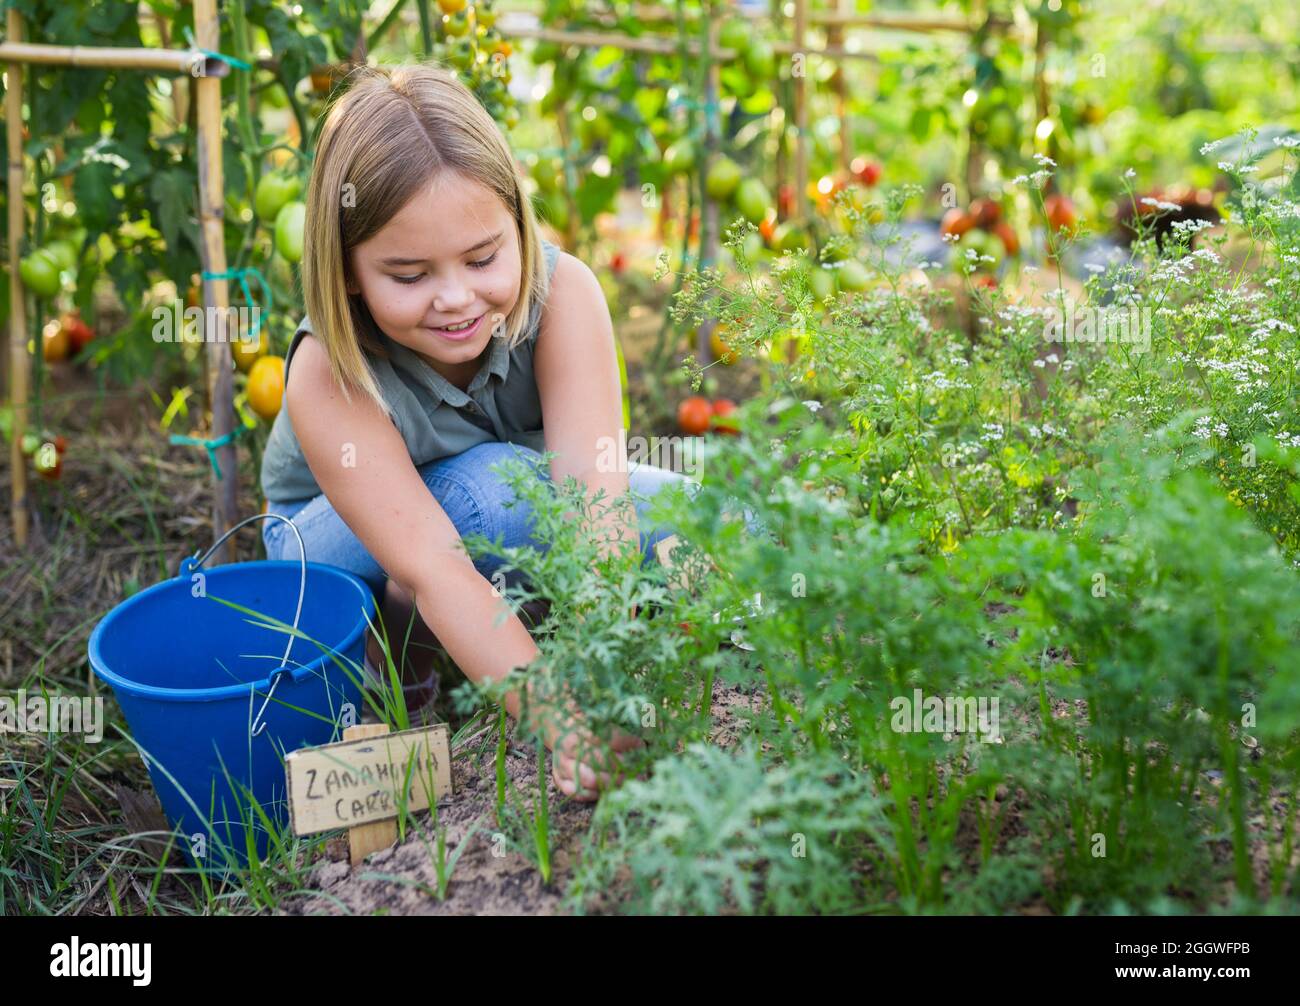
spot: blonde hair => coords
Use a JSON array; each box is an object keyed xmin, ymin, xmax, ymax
[{"xmin": 301, "ymin": 63, "xmax": 550, "ymax": 416}]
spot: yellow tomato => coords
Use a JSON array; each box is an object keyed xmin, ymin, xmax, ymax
[
  {"xmin": 232, "ymin": 329, "xmax": 268, "ymax": 374},
  {"xmin": 247, "ymin": 355, "xmax": 285, "ymax": 420},
  {"xmin": 710, "ymin": 326, "xmax": 739, "ymax": 364}
]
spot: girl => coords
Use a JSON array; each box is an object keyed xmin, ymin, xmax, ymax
[{"xmin": 259, "ymin": 64, "xmax": 689, "ymax": 801}]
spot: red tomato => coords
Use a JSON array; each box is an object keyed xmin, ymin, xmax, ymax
[
  {"xmin": 1045, "ymin": 194, "xmax": 1077, "ymax": 233},
  {"xmin": 710, "ymin": 398, "xmax": 740, "ymax": 435},
  {"xmin": 940, "ymin": 208, "xmax": 977, "ymax": 238},
  {"xmin": 969, "ymin": 198, "xmax": 1001, "ymax": 228},
  {"xmin": 851, "ymin": 157, "xmax": 882, "ymax": 186},
  {"xmin": 677, "ymin": 396, "xmax": 713, "ymax": 436},
  {"xmin": 62, "ymin": 311, "xmax": 94, "ymax": 354},
  {"xmin": 994, "ymin": 221, "xmax": 1020, "ymax": 257}
]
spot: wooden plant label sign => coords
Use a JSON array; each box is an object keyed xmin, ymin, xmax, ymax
[{"xmin": 285, "ymin": 722, "xmax": 452, "ymax": 838}]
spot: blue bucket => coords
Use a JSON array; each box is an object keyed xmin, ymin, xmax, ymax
[{"xmin": 87, "ymin": 515, "xmax": 377, "ymax": 873}]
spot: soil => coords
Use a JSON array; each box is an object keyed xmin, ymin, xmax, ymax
[{"xmin": 279, "ymin": 680, "xmax": 765, "ymax": 916}]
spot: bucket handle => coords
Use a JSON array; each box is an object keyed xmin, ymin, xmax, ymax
[{"xmin": 179, "ymin": 513, "xmax": 308, "ymax": 738}]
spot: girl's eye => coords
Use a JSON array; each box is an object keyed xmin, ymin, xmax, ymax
[
  {"xmin": 469, "ymin": 251, "xmax": 498, "ymax": 269},
  {"xmin": 393, "ymin": 274, "xmax": 423, "ymax": 285}
]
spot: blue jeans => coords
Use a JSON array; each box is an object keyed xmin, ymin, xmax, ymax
[{"xmin": 261, "ymin": 440, "xmax": 698, "ymax": 602}]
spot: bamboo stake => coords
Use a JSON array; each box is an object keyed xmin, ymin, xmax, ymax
[
  {"xmin": 792, "ymin": 0, "xmax": 808, "ymax": 220},
  {"xmin": 498, "ymin": 6, "xmax": 1002, "ymax": 35},
  {"xmin": 699, "ymin": 16, "xmax": 720, "ymax": 367},
  {"xmin": 0, "ymin": 41, "xmax": 231, "ymax": 77},
  {"xmin": 5, "ymin": 10, "xmax": 29, "ymax": 550},
  {"xmin": 831, "ymin": 0, "xmax": 851, "ymax": 174},
  {"xmin": 554, "ymin": 104, "xmax": 579, "ymax": 251},
  {"xmin": 497, "ymin": 24, "xmax": 880, "ymax": 62},
  {"xmin": 194, "ymin": 0, "xmax": 237, "ymax": 564}
]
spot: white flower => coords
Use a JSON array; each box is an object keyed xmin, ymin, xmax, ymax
[
  {"xmin": 1170, "ymin": 218, "xmax": 1214, "ymax": 236},
  {"xmin": 1034, "ymin": 153, "xmax": 1057, "ymax": 167},
  {"xmin": 1045, "ymin": 353, "xmax": 1059, "ymax": 364},
  {"xmin": 1123, "ymin": 167, "xmax": 1137, "ymax": 179},
  {"xmin": 1032, "ymin": 358, "xmax": 1046, "ymax": 368},
  {"xmin": 802, "ymin": 400, "xmax": 823, "ymax": 413},
  {"xmin": 1200, "ymin": 138, "xmax": 1226, "ymax": 155},
  {"xmin": 1274, "ymin": 136, "xmax": 1300, "ymax": 149}
]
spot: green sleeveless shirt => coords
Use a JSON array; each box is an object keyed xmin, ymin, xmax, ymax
[{"xmin": 260, "ymin": 239, "xmax": 561, "ymax": 503}]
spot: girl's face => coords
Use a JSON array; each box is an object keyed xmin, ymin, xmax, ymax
[{"xmin": 347, "ymin": 171, "xmax": 521, "ymax": 386}]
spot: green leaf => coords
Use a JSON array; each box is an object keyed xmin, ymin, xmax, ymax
[
  {"xmin": 73, "ymin": 160, "xmax": 120, "ymax": 232},
  {"xmin": 150, "ymin": 168, "xmax": 194, "ymax": 258}
]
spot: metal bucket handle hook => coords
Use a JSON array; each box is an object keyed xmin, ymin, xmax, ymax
[{"xmin": 178, "ymin": 513, "xmax": 308, "ymax": 738}]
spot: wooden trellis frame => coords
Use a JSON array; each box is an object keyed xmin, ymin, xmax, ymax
[
  {"xmin": 2, "ymin": 0, "xmax": 239, "ymax": 560},
  {"xmin": 3, "ymin": 1, "xmax": 1038, "ymax": 550},
  {"xmin": 484, "ymin": 1, "xmax": 1016, "ymax": 359}
]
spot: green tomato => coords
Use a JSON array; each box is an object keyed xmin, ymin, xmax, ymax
[
  {"xmin": 266, "ymin": 251, "xmax": 295, "ymax": 292},
  {"xmin": 45, "ymin": 239, "xmax": 79, "ymax": 274},
  {"xmin": 705, "ymin": 157, "xmax": 742, "ymax": 201},
  {"xmin": 446, "ymin": 38, "xmax": 475, "ymax": 69},
  {"xmin": 719, "ymin": 19, "xmax": 751, "ymax": 56},
  {"xmin": 662, "ymin": 139, "xmax": 696, "ymax": 175},
  {"xmin": 954, "ymin": 229, "xmax": 1003, "ymax": 273},
  {"xmin": 744, "ymin": 39, "xmax": 775, "ymax": 81},
  {"xmin": 442, "ymin": 11, "xmax": 471, "ymax": 37},
  {"xmin": 254, "ymin": 171, "xmax": 302, "ymax": 224},
  {"xmin": 774, "ymin": 223, "xmax": 811, "ymax": 254},
  {"xmin": 734, "ymin": 178, "xmax": 772, "ymax": 224},
  {"xmin": 741, "ymin": 230, "xmax": 765, "ymax": 262},
  {"xmin": 274, "ymin": 201, "xmax": 307, "ymax": 264},
  {"xmin": 809, "ymin": 265, "xmax": 836, "ymax": 302},
  {"xmin": 20, "ymin": 249, "xmax": 62, "ymax": 299},
  {"xmin": 836, "ymin": 259, "xmax": 870, "ymax": 292}
]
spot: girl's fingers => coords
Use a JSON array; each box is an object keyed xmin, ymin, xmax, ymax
[
  {"xmin": 554, "ymin": 751, "xmax": 611, "ymax": 798},
  {"xmin": 558, "ymin": 750, "xmax": 608, "ymax": 790},
  {"xmin": 552, "ymin": 759, "xmax": 599, "ymax": 802},
  {"xmin": 609, "ymin": 730, "xmax": 646, "ymax": 751}
]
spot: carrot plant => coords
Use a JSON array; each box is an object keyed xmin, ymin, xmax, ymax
[{"xmin": 556, "ymin": 128, "xmax": 1300, "ymax": 914}]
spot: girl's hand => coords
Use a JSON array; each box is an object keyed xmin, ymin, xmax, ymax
[
  {"xmin": 527, "ymin": 691, "xmax": 644, "ymax": 801},
  {"xmin": 551, "ymin": 721, "xmax": 644, "ymax": 801}
]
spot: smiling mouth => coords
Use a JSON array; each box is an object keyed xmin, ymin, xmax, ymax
[{"xmin": 430, "ymin": 314, "xmax": 483, "ymax": 333}]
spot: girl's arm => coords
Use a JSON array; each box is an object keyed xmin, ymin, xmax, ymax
[
  {"xmin": 533, "ymin": 252, "xmax": 641, "ymax": 561},
  {"xmin": 286, "ymin": 334, "xmax": 541, "ymax": 725}
]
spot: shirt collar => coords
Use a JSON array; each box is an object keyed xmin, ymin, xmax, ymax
[{"xmin": 383, "ymin": 332, "xmax": 510, "ymax": 406}]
